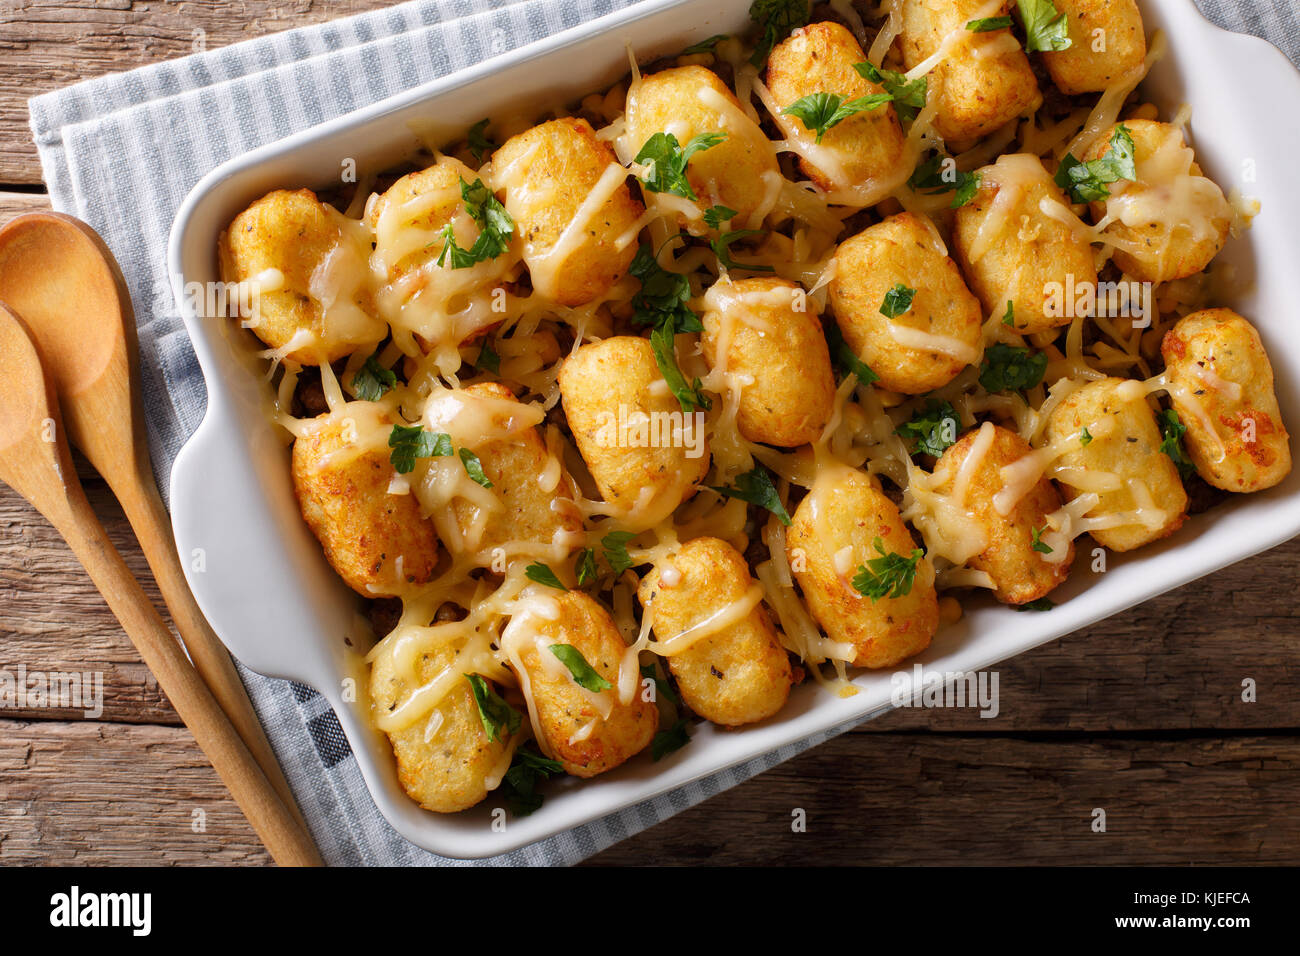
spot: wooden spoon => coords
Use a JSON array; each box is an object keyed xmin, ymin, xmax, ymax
[
  {"xmin": 0, "ymin": 302, "xmax": 319, "ymax": 865},
  {"xmin": 0, "ymin": 212, "xmax": 314, "ymax": 842}
]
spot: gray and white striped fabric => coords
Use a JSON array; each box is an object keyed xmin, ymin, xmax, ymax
[{"xmin": 27, "ymin": 0, "xmax": 1300, "ymax": 866}]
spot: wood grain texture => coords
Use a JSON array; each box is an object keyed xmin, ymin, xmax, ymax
[
  {"xmin": 0, "ymin": 0, "xmax": 396, "ymax": 185},
  {"xmin": 0, "ymin": 720, "xmax": 271, "ymax": 865}
]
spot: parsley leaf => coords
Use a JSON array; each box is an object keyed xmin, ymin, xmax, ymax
[
  {"xmin": 896, "ymin": 400, "xmax": 961, "ymax": 457},
  {"xmin": 852, "ymin": 537, "xmax": 924, "ymax": 601},
  {"xmin": 1158, "ymin": 409, "xmax": 1197, "ymax": 479},
  {"xmin": 979, "ymin": 343, "xmax": 1048, "ymax": 393},
  {"xmin": 465, "ymin": 674, "xmax": 521, "ymax": 743},
  {"xmin": 711, "ymin": 229, "xmax": 775, "ymax": 273},
  {"xmin": 650, "ymin": 323, "xmax": 711, "ymax": 413},
  {"xmin": 683, "ymin": 33, "xmax": 728, "ymax": 54},
  {"xmin": 601, "ymin": 530, "xmax": 637, "ymax": 576},
  {"xmin": 388, "ymin": 424, "xmax": 452, "ymax": 474},
  {"xmin": 825, "ymin": 318, "xmax": 881, "ymax": 385},
  {"xmin": 782, "ymin": 91, "xmax": 893, "ymax": 143},
  {"xmin": 703, "ymin": 204, "xmax": 738, "ymax": 229},
  {"xmin": 652, "ymin": 718, "xmax": 691, "ymax": 760},
  {"xmin": 711, "ymin": 464, "xmax": 791, "ymax": 526},
  {"xmin": 499, "ymin": 747, "xmax": 562, "ymax": 816},
  {"xmin": 1080, "ymin": 426, "xmax": 1093, "ymax": 447},
  {"xmin": 1054, "ymin": 125, "xmax": 1136, "ymax": 203},
  {"xmin": 467, "ymin": 119, "xmax": 497, "ymax": 163},
  {"xmin": 908, "ymin": 151, "xmax": 980, "ymax": 208},
  {"xmin": 880, "ymin": 283, "xmax": 917, "ymax": 319},
  {"xmin": 629, "ymin": 244, "xmax": 703, "ymax": 334},
  {"xmin": 749, "ymin": 0, "xmax": 810, "ymax": 67},
  {"xmin": 350, "ymin": 347, "xmax": 396, "ymax": 401},
  {"xmin": 640, "ymin": 662, "xmax": 681, "ymax": 707},
  {"xmin": 854, "ymin": 62, "xmax": 927, "ymax": 123},
  {"xmin": 634, "ymin": 131, "xmax": 727, "ymax": 201},
  {"xmin": 475, "ymin": 341, "xmax": 500, "ymax": 374},
  {"xmin": 967, "ymin": 15, "xmax": 1014, "ymax": 31},
  {"xmin": 525, "ymin": 561, "xmax": 567, "ymax": 591},
  {"xmin": 1013, "ymin": 597, "xmax": 1055, "ymax": 612},
  {"xmin": 1001, "ymin": 300, "xmax": 1016, "ymax": 327},
  {"xmin": 574, "ymin": 548, "xmax": 598, "ymax": 587},
  {"xmin": 1016, "ymin": 0, "xmax": 1072, "ymax": 52},
  {"xmin": 549, "ymin": 644, "xmax": 613, "ymax": 692},
  {"xmin": 436, "ymin": 177, "xmax": 515, "ymax": 268},
  {"xmin": 1031, "ymin": 526, "xmax": 1054, "ymax": 554},
  {"xmin": 459, "ymin": 447, "xmax": 493, "ymax": 488}
]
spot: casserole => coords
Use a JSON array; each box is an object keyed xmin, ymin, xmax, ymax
[{"xmin": 168, "ymin": 0, "xmax": 1300, "ymax": 858}]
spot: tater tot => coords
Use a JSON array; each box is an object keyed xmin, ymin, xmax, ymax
[
  {"xmin": 559, "ymin": 336, "xmax": 710, "ymax": 530},
  {"xmin": 953, "ymin": 154, "xmax": 1097, "ymax": 334},
  {"xmin": 830, "ymin": 213, "xmax": 984, "ymax": 394},
  {"xmin": 897, "ymin": 0, "xmax": 1041, "ymax": 148},
  {"xmin": 221, "ymin": 188, "xmax": 385, "ymax": 365},
  {"xmin": 1045, "ymin": 377, "xmax": 1188, "ymax": 552},
  {"xmin": 638, "ymin": 537, "xmax": 793, "ymax": 727},
  {"xmin": 370, "ymin": 637, "xmax": 511, "ymax": 813},
  {"xmin": 367, "ymin": 156, "xmax": 473, "ymax": 279},
  {"xmin": 492, "ymin": 117, "xmax": 643, "ymax": 306},
  {"xmin": 1161, "ymin": 308, "xmax": 1291, "ymax": 492},
  {"xmin": 623, "ymin": 65, "xmax": 782, "ymax": 229},
  {"xmin": 766, "ymin": 21, "xmax": 906, "ymax": 194},
  {"xmin": 502, "ymin": 588, "xmax": 657, "ymax": 777},
  {"xmin": 787, "ymin": 464, "xmax": 938, "ymax": 668},
  {"xmin": 931, "ymin": 423, "xmax": 1072, "ymax": 604},
  {"xmin": 292, "ymin": 406, "xmax": 440, "ymax": 597},
  {"xmin": 442, "ymin": 382, "xmax": 585, "ymax": 563},
  {"xmin": 1040, "ymin": 0, "xmax": 1147, "ymax": 94},
  {"xmin": 1083, "ymin": 120, "xmax": 1231, "ymax": 283},
  {"xmin": 700, "ymin": 276, "xmax": 836, "ymax": 446}
]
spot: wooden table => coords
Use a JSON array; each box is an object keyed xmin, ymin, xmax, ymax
[{"xmin": 1, "ymin": 1, "xmax": 1297, "ymax": 867}]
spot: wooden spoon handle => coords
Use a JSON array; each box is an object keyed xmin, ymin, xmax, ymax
[
  {"xmin": 115, "ymin": 474, "xmax": 309, "ymax": 830},
  {"xmin": 55, "ymin": 483, "xmax": 322, "ymax": 866}
]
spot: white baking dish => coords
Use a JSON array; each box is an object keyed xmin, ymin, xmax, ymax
[{"xmin": 167, "ymin": 0, "xmax": 1300, "ymax": 859}]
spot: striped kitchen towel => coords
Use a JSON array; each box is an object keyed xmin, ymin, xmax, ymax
[{"xmin": 27, "ymin": 0, "xmax": 1300, "ymax": 865}]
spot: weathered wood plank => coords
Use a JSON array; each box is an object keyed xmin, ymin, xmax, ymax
[
  {"xmin": 0, "ymin": 190, "xmax": 48, "ymax": 218},
  {"xmin": 0, "ymin": 0, "xmax": 396, "ymax": 185},
  {"xmin": 584, "ymin": 733, "xmax": 1300, "ymax": 866},
  {"xmin": 0, "ymin": 719, "xmax": 271, "ymax": 865}
]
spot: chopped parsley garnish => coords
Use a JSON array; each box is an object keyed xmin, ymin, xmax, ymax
[
  {"xmin": 683, "ymin": 33, "xmax": 728, "ymax": 54},
  {"xmin": 601, "ymin": 530, "xmax": 638, "ymax": 577},
  {"xmin": 979, "ymin": 343, "xmax": 1048, "ymax": 393},
  {"xmin": 652, "ymin": 718, "xmax": 691, "ymax": 760},
  {"xmin": 703, "ymin": 204, "xmax": 738, "ymax": 229},
  {"xmin": 634, "ymin": 131, "xmax": 727, "ymax": 201},
  {"xmin": 525, "ymin": 561, "xmax": 567, "ymax": 591},
  {"xmin": 574, "ymin": 548, "xmax": 598, "ymax": 587},
  {"xmin": 388, "ymin": 424, "xmax": 452, "ymax": 474},
  {"xmin": 499, "ymin": 747, "xmax": 563, "ymax": 816},
  {"xmin": 436, "ymin": 177, "xmax": 515, "ymax": 268},
  {"xmin": 781, "ymin": 91, "xmax": 893, "ymax": 143},
  {"xmin": 825, "ymin": 318, "xmax": 881, "ymax": 385},
  {"xmin": 549, "ymin": 644, "xmax": 613, "ymax": 692},
  {"xmin": 1001, "ymin": 300, "xmax": 1016, "ymax": 327},
  {"xmin": 880, "ymin": 283, "xmax": 917, "ymax": 319},
  {"xmin": 711, "ymin": 229, "xmax": 775, "ymax": 272},
  {"xmin": 466, "ymin": 119, "xmax": 497, "ymax": 163},
  {"xmin": 896, "ymin": 400, "xmax": 961, "ymax": 457},
  {"xmin": 854, "ymin": 62, "xmax": 927, "ymax": 123},
  {"xmin": 475, "ymin": 341, "xmax": 500, "ymax": 374},
  {"xmin": 458, "ymin": 447, "xmax": 493, "ymax": 488},
  {"xmin": 629, "ymin": 244, "xmax": 703, "ymax": 334},
  {"xmin": 1080, "ymin": 426, "xmax": 1093, "ymax": 447},
  {"xmin": 1158, "ymin": 409, "xmax": 1197, "ymax": 479},
  {"xmin": 1031, "ymin": 526, "xmax": 1054, "ymax": 554},
  {"xmin": 1016, "ymin": 0, "xmax": 1072, "ymax": 52},
  {"xmin": 748, "ymin": 0, "xmax": 810, "ymax": 67},
  {"xmin": 907, "ymin": 151, "xmax": 980, "ymax": 208},
  {"xmin": 1055, "ymin": 124, "xmax": 1136, "ymax": 203},
  {"xmin": 967, "ymin": 15, "xmax": 1014, "ymax": 31},
  {"xmin": 710, "ymin": 464, "xmax": 791, "ymax": 526},
  {"xmin": 465, "ymin": 674, "xmax": 521, "ymax": 743},
  {"xmin": 650, "ymin": 323, "xmax": 712, "ymax": 413},
  {"xmin": 350, "ymin": 346, "xmax": 396, "ymax": 401},
  {"xmin": 852, "ymin": 537, "xmax": 924, "ymax": 602},
  {"xmin": 1013, "ymin": 597, "xmax": 1055, "ymax": 612},
  {"xmin": 641, "ymin": 662, "xmax": 681, "ymax": 707}
]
